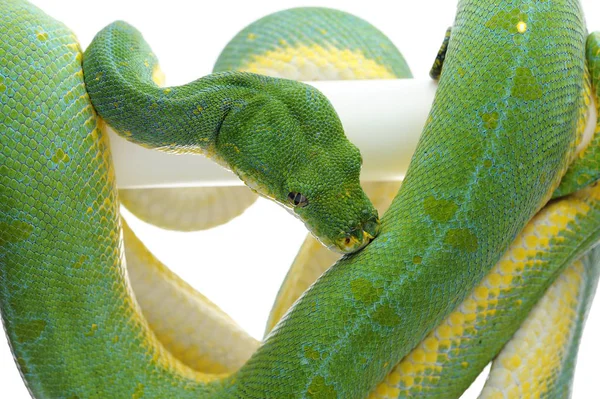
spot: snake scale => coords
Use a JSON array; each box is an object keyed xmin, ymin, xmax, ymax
[{"xmin": 1, "ymin": 0, "xmax": 600, "ymax": 398}]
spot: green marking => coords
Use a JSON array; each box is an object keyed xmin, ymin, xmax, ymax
[
  {"xmin": 307, "ymin": 376, "xmax": 337, "ymax": 399},
  {"xmin": 444, "ymin": 228, "xmax": 479, "ymax": 252},
  {"xmin": 350, "ymin": 278, "xmax": 382, "ymax": 306},
  {"xmin": 0, "ymin": 220, "xmax": 33, "ymax": 246},
  {"xmin": 15, "ymin": 319, "xmax": 47, "ymax": 343},
  {"xmin": 512, "ymin": 67, "xmax": 543, "ymax": 101},
  {"xmin": 424, "ymin": 196, "xmax": 459, "ymax": 223},
  {"xmin": 481, "ymin": 111, "xmax": 500, "ymax": 130},
  {"xmin": 304, "ymin": 346, "xmax": 323, "ymax": 361},
  {"xmin": 373, "ymin": 304, "xmax": 401, "ymax": 327},
  {"xmin": 0, "ymin": 2, "xmax": 591, "ymax": 398}
]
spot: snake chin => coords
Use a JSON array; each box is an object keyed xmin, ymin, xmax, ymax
[
  {"xmin": 328, "ymin": 215, "xmax": 381, "ymax": 254},
  {"xmin": 279, "ymin": 202, "xmax": 380, "ymax": 254}
]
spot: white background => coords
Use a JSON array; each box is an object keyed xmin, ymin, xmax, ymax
[{"xmin": 2, "ymin": 1, "xmax": 600, "ymax": 398}]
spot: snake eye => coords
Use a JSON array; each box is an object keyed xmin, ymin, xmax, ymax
[{"xmin": 288, "ymin": 192, "xmax": 308, "ymax": 208}]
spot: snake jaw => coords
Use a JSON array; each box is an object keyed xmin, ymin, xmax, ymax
[{"xmin": 332, "ymin": 215, "xmax": 381, "ymax": 254}]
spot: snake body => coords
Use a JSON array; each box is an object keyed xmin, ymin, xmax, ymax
[{"xmin": 1, "ymin": 1, "xmax": 600, "ymax": 399}]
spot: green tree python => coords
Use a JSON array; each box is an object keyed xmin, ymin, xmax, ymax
[{"xmin": 1, "ymin": 1, "xmax": 600, "ymax": 398}]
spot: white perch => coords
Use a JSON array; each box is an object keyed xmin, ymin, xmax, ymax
[{"xmin": 110, "ymin": 79, "xmax": 438, "ymax": 188}]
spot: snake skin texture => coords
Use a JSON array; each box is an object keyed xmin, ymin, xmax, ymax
[
  {"xmin": 2, "ymin": 0, "xmax": 600, "ymax": 398},
  {"xmin": 122, "ymin": 220, "xmax": 259, "ymax": 373},
  {"xmin": 480, "ymin": 248, "xmax": 600, "ymax": 399},
  {"xmin": 118, "ymin": 47, "xmax": 259, "ymax": 235},
  {"xmin": 120, "ymin": 186, "xmax": 258, "ymax": 231},
  {"xmin": 265, "ymin": 181, "xmax": 403, "ymax": 336},
  {"xmin": 83, "ymin": 19, "xmax": 380, "ymax": 254},
  {"xmin": 553, "ymin": 32, "xmax": 600, "ymax": 198},
  {"xmin": 369, "ymin": 183, "xmax": 600, "ymax": 398}
]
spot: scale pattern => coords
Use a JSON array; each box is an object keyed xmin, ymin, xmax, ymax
[
  {"xmin": 1, "ymin": 1, "xmax": 227, "ymax": 396},
  {"xmin": 123, "ymin": 220, "xmax": 258, "ymax": 373},
  {"xmin": 553, "ymin": 33, "xmax": 600, "ymax": 198},
  {"xmin": 265, "ymin": 182, "xmax": 402, "ymax": 336},
  {"xmin": 370, "ymin": 183, "xmax": 600, "ymax": 398},
  {"xmin": 118, "ymin": 46, "xmax": 259, "ymax": 234},
  {"xmin": 120, "ymin": 186, "xmax": 257, "ymax": 231},
  {"xmin": 1, "ymin": 1, "xmax": 598, "ymax": 398},
  {"xmin": 118, "ymin": 6, "xmax": 413, "ymax": 371},
  {"xmin": 83, "ymin": 19, "xmax": 382, "ymax": 254},
  {"xmin": 227, "ymin": 1, "xmax": 587, "ymax": 397},
  {"xmin": 214, "ymin": 8, "xmax": 411, "ymax": 80},
  {"xmin": 480, "ymin": 247, "xmax": 600, "ymax": 399}
]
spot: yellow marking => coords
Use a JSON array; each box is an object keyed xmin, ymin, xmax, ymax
[
  {"xmin": 120, "ymin": 222, "xmax": 247, "ymax": 377},
  {"xmin": 241, "ymin": 44, "xmax": 396, "ymax": 80},
  {"xmin": 36, "ymin": 32, "xmax": 48, "ymax": 41},
  {"xmin": 84, "ymin": 323, "xmax": 98, "ymax": 337},
  {"xmin": 73, "ymin": 255, "xmax": 87, "ymax": 269},
  {"xmin": 132, "ymin": 383, "xmax": 145, "ymax": 399},
  {"xmin": 480, "ymin": 261, "xmax": 585, "ymax": 398},
  {"xmin": 222, "ymin": 143, "xmax": 240, "ymax": 153},
  {"xmin": 247, "ymin": 33, "xmax": 256, "ymax": 41},
  {"xmin": 370, "ymin": 183, "xmax": 600, "ymax": 398},
  {"xmin": 51, "ymin": 148, "xmax": 70, "ymax": 164},
  {"xmin": 517, "ymin": 21, "xmax": 527, "ymax": 33},
  {"xmin": 572, "ymin": 68, "xmax": 595, "ymax": 158},
  {"xmin": 152, "ymin": 65, "xmax": 166, "ymax": 86}
]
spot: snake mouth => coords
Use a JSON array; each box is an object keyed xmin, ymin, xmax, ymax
[{"xmin": 334, "ymin": 216, "xmax": 381, "ymax": 254}]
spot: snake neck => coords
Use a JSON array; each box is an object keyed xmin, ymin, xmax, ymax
[{"xmin": 82, "ymin": 21, "xmax": 302, "ymax": 164}]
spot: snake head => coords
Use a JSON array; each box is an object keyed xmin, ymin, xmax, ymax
[
  {"xmin": 284, "ymin": 169, "xmax": 381, "ymax": 254},
  {"xmin": 217, "ymin": 77, "xmax": 380, "ymax": 253}
]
